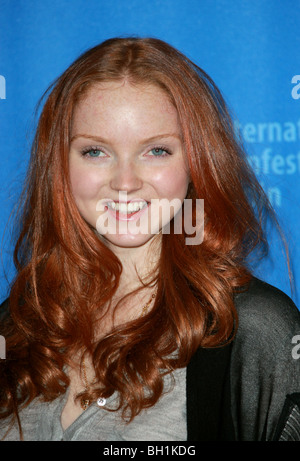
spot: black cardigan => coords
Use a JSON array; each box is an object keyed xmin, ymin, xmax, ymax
[
  {"xmin": 186, "ymin": 277, "xmax": 300, "ymax": 441},
  {"xmin": 186, "ymin": 338, "xmax": 235, "ymax": 440}
]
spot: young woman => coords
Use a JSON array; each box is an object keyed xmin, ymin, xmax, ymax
[{"xmin": 0, "ymin": 37, "xmax": 299, "ymax": 441}]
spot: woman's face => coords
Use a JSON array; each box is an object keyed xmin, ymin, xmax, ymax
[{"xmin": 69, "ymin": 81, "xmax": 190, "ymax": 251}]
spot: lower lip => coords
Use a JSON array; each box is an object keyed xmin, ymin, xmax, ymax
[{"xmin": 106, "ymin": 203, "xmax": 150, "ymax": 221}]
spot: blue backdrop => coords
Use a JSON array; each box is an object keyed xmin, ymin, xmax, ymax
[{"xmin": 0, "ymin": 0, "xmax": 299, "ymax": 306}]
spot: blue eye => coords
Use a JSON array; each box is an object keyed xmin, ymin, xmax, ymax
[
  {"xmin": 89, "ymin": 149, "xmax": 102, "ymax": 157},
  {"xmin": 150, "ymin": 147, "xmax": 171, "ymax": 157},
  {"xmin": 81, "ymin": 148, "xmax": 105, "ymax": 158}
]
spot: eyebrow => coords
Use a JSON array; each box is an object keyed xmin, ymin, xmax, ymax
[{"xmin": 70, "ymin": 133, "xmax": 182, "ymax": 144}]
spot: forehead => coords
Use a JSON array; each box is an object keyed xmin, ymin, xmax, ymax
[{"xmin": 71, "ymin": 81, "xmax": 180, "ymax": 139}]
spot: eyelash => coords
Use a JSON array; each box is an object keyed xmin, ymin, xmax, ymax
[
  {"xmin": 80, "ymin": 146, "xmax": 106, "ymax": 158},
  {"xmin": 80, "ymin": 145, "xmax": 173, "ymax": 159},
  {"xmin": 149, "ymin": 145, "xmax": 172, "ymax": 157}
]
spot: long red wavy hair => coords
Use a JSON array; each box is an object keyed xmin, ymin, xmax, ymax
[{"xmin": 0, "ymin": 37, "xmax": 273, "ymax": 437}]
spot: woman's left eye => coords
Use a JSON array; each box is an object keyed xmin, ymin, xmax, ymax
[{"xmin": 149, "ymin": 147, "xmax": 172, "ymax": 157}]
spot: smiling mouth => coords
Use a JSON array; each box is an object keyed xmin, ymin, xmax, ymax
[{"xmin": 106, "ymin": 201, "xmax": 149, "ymax": 215}]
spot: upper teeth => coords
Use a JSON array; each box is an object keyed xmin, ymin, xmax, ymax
[{"xmin": 108, "ymin": 201, "xmax": 147, "ymax": 213}]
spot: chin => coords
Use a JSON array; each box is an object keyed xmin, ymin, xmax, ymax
[{"xmin": 100, "ymin": 232, "xmax": 159, "ymax": 250}]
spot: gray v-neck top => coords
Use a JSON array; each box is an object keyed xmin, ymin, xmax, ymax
[{"xmin": 1, "ymin": 367, "xmax": 187, "ymax": 441}]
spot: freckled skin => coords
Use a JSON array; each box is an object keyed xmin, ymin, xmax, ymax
[{"xmin": 69, "ymin": 81, "xmax": 190, "ymax": 252}]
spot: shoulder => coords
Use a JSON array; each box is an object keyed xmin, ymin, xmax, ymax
[
  {"xmin": 234, "ymin": 277, "xmax": 300, "ymax": 341},
  {"xmin": 234, "ymin": 276, "xmax": 298, "ymax": 315},
  {"xmin": 233, "ymin": 276, "xmax": 300, "ymax": 352}
]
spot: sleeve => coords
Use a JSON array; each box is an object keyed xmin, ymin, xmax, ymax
[
  {"xmin": 230, "ymin": 278, "xmax": 300, "ymax": 441},
  {"xmin": 274, "ymin": 393, "xmax": 300, "ymax": 441}
]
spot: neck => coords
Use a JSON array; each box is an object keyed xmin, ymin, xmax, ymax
[{"xmin": 106, "ymin": 235, "xmax": 161, "ymax": 295}]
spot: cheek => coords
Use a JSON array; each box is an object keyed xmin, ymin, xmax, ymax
[
  {"xmin": 154, "ymin": 167, "xmax": 189, "ymax": 199},
  {"xmin": 69, "ymin": 166, "xmax": 103, "ymax": 201}
]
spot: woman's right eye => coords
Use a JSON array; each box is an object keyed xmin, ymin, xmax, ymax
[{"xmin": 81, "ymin": 148, "xmax": 106, "ymax": 158}]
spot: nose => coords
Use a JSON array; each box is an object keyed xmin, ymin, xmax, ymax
[{"xmin": 110, "ymin": 160, "xmax": 143, "ymax": 194}]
